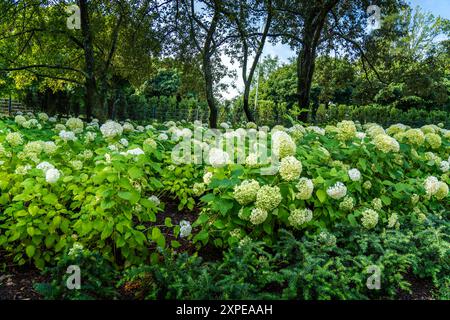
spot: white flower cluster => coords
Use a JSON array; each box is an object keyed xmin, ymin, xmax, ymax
[
  {"xmin": 100, "ymin": 121, "xmax": 123, "ymax": 139},
  {"xmin": 361, "ymin": 208, "xmax": 379, "ymax": 229},
  {"xmin": 68, "ymin": 242, "xmax": 84, "ymax": 257},
  {"xmin": 372, "ymin": 198, "xmax": 383, "ymax": 211},
  {"xmin": 203, "ymin": 171, "xmax": 213, "ymax": 185},
  {"xmin": 295, "ymin": 178, "xmax": 314, "ymax": 200},
  {"xmin": 37, "ymin": 161, "xmax": 55, "ymax": 172},
  {"xmin": 271, "ymin": 131, "xmax": 296, "ymax": 159},
  {"xmin": 348, "ymin": 168, "xmax": 361, "ymax": 181},
  {"xmin": 59, "ymin": 130, "xmax": 77, "ymax": 142},
  {"xmin": 126, "ymin": 148, "xmax": 145, "ymax": 156},
  {"xmin": 373, "ymin": 134, "xmax": 400, "ymax": 153},
  {"xmin": 66, "ymin": 118, "xmax": 84, "ymax": 133},
  {"xmin": 326, "ymin": 182, "xmax": 347, "ymax": 200},
  {"xmin": 387, "ymin": 213, "xmax": 399, "ymax": 229},
  {"xmin": 208, "ymin": 147, "xmax": 230, "ymax": 168},
  {"xmin": 288, "ymin": 208, "xmax": 313, "ymax": 228},
  {"xmin": 149, "ymin": 195, "xmax": 161, "ymax": 206},
  {"xmin": 6, "ymin": 132, "xmax": 23, "ymax": 146},
  {"xmin": 339, "ymin": 196, "xmax": 354, "ymax": 212},
  {"xmin": 255, "ymin": 185, "xmax": 282, "ymax": 211},
  {"xmin": 424, "ymin": 176, "xmax": 440, "ymax": 196},
  {"xmin": 233, "ymin": 179, "xmax": 260, "ymax": 205},
  {"xmin": 249, "ymin": 208, "xmax": 268, "ymax": 225},
  {"xmin": 279, "ymin": 156, "xmax": 302, "ymax": 181},
  {"xmin": 440, "ymin": 161, "xmax": 449, "ymax": 173},
  {"xmin": 179, "ymin": 220, "xmax": 192, "ymax": 238},
  {"xmin": 45, "ymin": 168, "xmax": 61, "ymax": 184}
]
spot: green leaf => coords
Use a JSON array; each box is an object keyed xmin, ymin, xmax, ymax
[
  {"xmin": 358, "ymin": 158, "xmax": 367, "ymax": 171},
  {"xmin": 347, "ymin": 214, "xmax": 358, "ymax": 227},
  {"xmin": 381, "ymin": 195, "xmax": 391, "ymax": 206},
  {"xmin": 42, "ymin": 194, "xmax": 58, "ymax": 205},
  {"xmin": 263, "ymin": 221, "xmax": 273, "ymax": 235},
  {"xmin": 128, "ymin": 167, "xmax": 143, "ymax": 179},
  {"xmin": 213, "ymin": 219, "xmax": 226, "ymax": 229},
  {"xmin": 164, "ymin": 217, "xmax": 173, "ymax": 228},
  {"xmin": 118, "ymin": 190, "xmax": 141, "ymax": 204},
  {"xmin": 193, "ymin": 230, "xmax": 209, "ymax": 243},
  {"xmin": 101, "ymin": 223, "xmax": 114, "ymax": 240},
  {"xmin": 27, "ymin": 226, "xmax": 35, "ymax": 237},
  {"xmin": 200, "ymin": 193, "xmax": 215, "ymax": 203},
  {"xmin": 26, "ymin": 245, "xmax": 36, "ymax": 258},
  {"xmin": 134, "ymin": 231, "xmax": 146, "ymax": 246},
  {"xmin": 215, "ymin": 198, "xmax": 234, "ymax": 215},
  {"xmin": 171, "ymin": 240, "xmax": 181, "ymax": 248},
  {"xmin": 316, "ymin": 189, "xmax": 327, "ymax": 203}
]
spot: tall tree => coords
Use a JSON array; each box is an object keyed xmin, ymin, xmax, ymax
[
  {"xmin": 173, "ymin": 0, "xmax": 233, "ymax": 128},
  {"xmin": 227, "ymin": 0, "xmax": 273, "ymax": 122},
  {"xmin": 272, "ymin": 0, "xmax": 405, "ymax": 122}
]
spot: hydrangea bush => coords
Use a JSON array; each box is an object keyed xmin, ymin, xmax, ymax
[{"xmin": 0, "ymin": 114, "xmax": 448, "ymax": 270}]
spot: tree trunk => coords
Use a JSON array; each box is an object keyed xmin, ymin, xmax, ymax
[
  {"xmin": 296, "ymin": 1, "xmax": 339, "ymax": 123},
  {"xmin": 204, "ymin": 56, "xmax": 218, "ymax": 128},
  {"xmin": 241, "ymin": 0, "xmax": 272, "ymax": 123},
  {"xmin": 203, "ymin": 12, "xmax": 219, "ymax": 128},
  {"xmin": 297, "ymin": 37, "xmax": 316, "ymax": 122},
  {"xmin": 79, "ymin": 0, "xmax": 97, "ymax": 122},
  {"xmin": 242, "ymin": 87, "xmax": 254, "ymax": 122}
]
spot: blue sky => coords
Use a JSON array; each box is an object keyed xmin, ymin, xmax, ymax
[
  {"xmin": 222, "ymin": 0, "xmax": 450, "ymax": 99},
  {"xmin": 409, "ymin": 0, "xmax": 450, "ymax": 19}
]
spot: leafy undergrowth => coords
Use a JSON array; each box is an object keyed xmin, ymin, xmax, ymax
[{"xmin": 0, "ymin": 114, "xmax": 448, "ymax": 299}]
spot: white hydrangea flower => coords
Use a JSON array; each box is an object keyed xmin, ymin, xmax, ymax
[
  {"xmin": 148, "ymin": 195, "xmax": 161, "ymax": 206},
  {"xmin": 440, "ymin": 161, "xmax": 449, "ymax": 173},
  {"xmin": 208, "ymin": 147, "xmax": 230, "ymax": 168},
  {"xmin": 179, "ymin": 220, "xmax": 192, "ymax": 238},
  {"xmin": 279, "ymin": 156, "xmax": 302, "ymax": 181},
  {"xmin": 45, "ymin": 168, "xmax": 61, "ymax": 184},
  {"xmin": 424, "ymin": 176, "xmax": 440, "ymax": 196},
  {"xmin": 126, "ymin": 148, "xmax": 145, "ymax": 156},
  {"xmin": 203, "ymin": 172, "xmax": 213, "ymax": 184},
  {"xmin": 435, "ymin": 182, "xmax": 448, "ymax": 200},
  {"xmin": 37, "ymin": 113, "xmax": 49, "ymax": 122},
  {"xmin": 361, "ymin": 208, "xmax": 379, "ymax": 229},
  {"xmin": 373, "ymin": 134, "xmax": 400, "ymax": 153},
  {"xmin": 233, "ymin": 180, "xmax": 260, "ymax": 205},
  {"xmin": 68, "ymin": 242, "xmax": 84, "ymax": 257},
  {"xmin": 271, "ymin": 131, "xmax": 296, "ymax": 159},
  {"xmin": 326, "ymin": 182, "xmax": 347, "ymax": 200},
  {"xmin": 307, "ymin": 126, "xmax": 326, "ymax": 136},
  {"xmin": 43, "ymin": 141, "xmax": 57, "ymax": 154},
  {"xmin": 158, "ymin": 133, "xmax": 169, "ymax": 141},
  {"xmin": 387, "ymin": 213, "xmax": 399, "ymax": 229},
  {"xmin": 348, "ymin": 168, "xmax": 361, "ymax": 181},
  {"xmin": 108, "ymin": 144, "xmax": 118, "ymax": 152},
  {"xmin": 288, "ymin": 208, "xmax": 313, "ymax": 228},
  {"xmin": 66, "ymin": 117, "xmax": 84, "ymax": 133},
  {"xmin": 59, "ymin": 130, "xmax": 77, "ymax": 142},
  {"xmin": 37, "ymin": 161, "xmax": 55, "ymax": 173},
  {"xmin": 122, "ymin": 122, "xmax": 135, "ymax": 132},
  {"xmin": 245, "ymin": 153, "xmax": 259, "ymax": 168},
  {"xmin": 6, "ymin": 132, "xmax": 23, "ymax": 146},
  {"xmin": 255, "ymin": 185, "xmax": 282, "ymax": 211},
  {"xmin": 249, "ymin": 208, "xmax": 268, "ymax": 225},
  {"xmin": 15, "ymin": 165, "xmax": 32, "ymax": 175},
  {"xmin": 296, "ymin": 178, "xmax": 314, "ymax": 200},
  {"xmin": 100, "ymin": 121, "xmax": 123, "ymax": 139},
  {"xmin": 356, "ymin": 132, "xmax": 366, "ymax": 140}
]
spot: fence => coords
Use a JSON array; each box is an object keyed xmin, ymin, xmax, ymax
[{"xmin": 0, "ymin": 98, "xmax": 34, "ymax": 115}]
